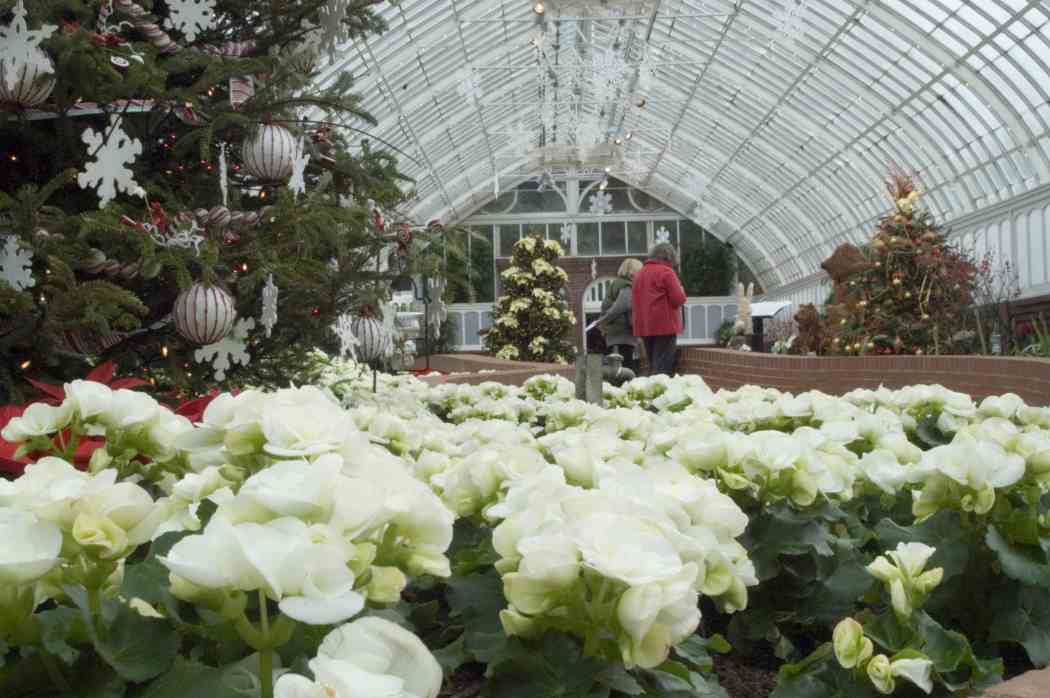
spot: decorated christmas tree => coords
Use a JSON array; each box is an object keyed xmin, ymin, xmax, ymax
[
  {"xmin": 483, "ymin": 233, "xmax": 575, "ymax": 364},
  {"xmin": 828, "ymin": 174, "xmax": 977, "ymax": 356},
  {"xmin": 0, "ymin": 0, "xmax": 438, "ymax": 401}
]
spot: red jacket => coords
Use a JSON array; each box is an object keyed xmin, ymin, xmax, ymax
[{"xmin": 632, "ymin": 259, "xmax": 687, "ymax": 337}]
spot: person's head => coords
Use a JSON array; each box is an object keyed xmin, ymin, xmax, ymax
[
  {"xmin": 618, "ymin": 258, "xmax": 643, "ymax": 280},
  {"xmin": 649, "ymin": 243, "xmax": 679, "ymax": 266}
]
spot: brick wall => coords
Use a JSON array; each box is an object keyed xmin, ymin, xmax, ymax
[
  {"xmin": 415, "ymin": 354, "xmax": 574, "ymax": 387},
  {"xmin": 677, "ymin": 348, "xmax": 1050, "ymax": 405}
]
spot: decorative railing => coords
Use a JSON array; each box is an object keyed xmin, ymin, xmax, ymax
[{"xmin": 446, "ymin": 297, "xmax": 737, "ymax": 352}]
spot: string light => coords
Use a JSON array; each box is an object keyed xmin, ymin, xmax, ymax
[
  {"xmin": 532, "ymin": 1, "xmax": 545, "ymax": 15},
  {"xmin": 161, "ymin": 345, "xmax": 169, "ymax": 358},
  {"xmin": 19, "ymin": 360, "xmax": 30, "ymax": 370}
]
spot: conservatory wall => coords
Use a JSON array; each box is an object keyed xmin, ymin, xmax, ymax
[{"xmin": 443, "ymin": 176, "xmax": 750, "ymax": 350}]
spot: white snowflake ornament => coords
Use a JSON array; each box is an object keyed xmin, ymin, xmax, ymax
[
  {"xmin": 687, "ymin": 172, "xmax": 710, "ymax": 197},
  {"xmin": 195, "ymin": 316, "xmax": 253, "ymax": 381},
  {"xmin": 78, "ymin": 115, "xmax": 142, "ymax": 208},
  {"xmin": 0, "ymin": 235, "xmax": 34, "ymax": 291},
  {"xmin": 0, "ymin": 0, "xmax": 56, "ymax": 94},
  {"xmin": 165, "ymin": 0, "xmax": 217, "ymax": 43},
  {"xmin": 559, "ymin": 223, "xmax": 575, "ymax": 249},
  {"xmin": 331, "ymin": 313, "xmax": 358, "ymax": 361},
  {"xmin": 288, "ymin": 138, "xmax": 310, "ymax": 196},
  {"xmin": 260, "ymin": 274, "xmax": 278, "ymax": 338},
  {"xmin": 588, "ymin": 191, "xmax": 613, "ymax": 215},
  {"xmin": 318, "ymin": 0, "xmax": 351, "ymax": 63},
  {"xmin": 455, "ymin": 66, "xmax": 482, "ymax": 101},
  {"xmin": 655, "ymin": 226, "xmax": 671, "ymax": 245}
]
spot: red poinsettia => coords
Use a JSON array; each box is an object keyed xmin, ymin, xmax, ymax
[
  {"xmin": 174, "ymin": 390, "xmax": 223, "ymax": 424},
  {"xmin": 1, "ymin": 363, "xmax": 149, "ymax": 477}
]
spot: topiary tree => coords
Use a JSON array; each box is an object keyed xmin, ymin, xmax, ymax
[
  {"xmin": 483, "ymin": 233, "xmax": 575, "ymax": 364},
  {"xmin": 828, "ymin": 174, "xmax": 978, "ymax": 355}
]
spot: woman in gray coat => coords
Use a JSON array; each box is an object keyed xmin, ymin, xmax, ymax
[{"xmin": 595, "ymin": 259, "xmax": 643, "ymax": 373}]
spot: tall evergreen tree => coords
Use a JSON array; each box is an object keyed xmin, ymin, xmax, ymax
[
  {"xmin": 0, "ymin": 0, "xmax": 430, "ymax": 400},
  {"xmin": 483, "ymin": 233, "xmax": 575, "ymax": 364}
]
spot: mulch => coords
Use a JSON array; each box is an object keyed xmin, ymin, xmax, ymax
[{"xmin": 714, "ymin": 653, "xmax": 779, "ymax": 698}]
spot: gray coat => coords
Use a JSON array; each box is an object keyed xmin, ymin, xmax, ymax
[{"xmin": 595, "ymin": 287, "xmax": 637, "ymax": 348}]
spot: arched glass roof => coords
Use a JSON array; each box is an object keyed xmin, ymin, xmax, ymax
[{"xmin": 315, "ymin": 0, "xmax": 1050, "ymax": 291}]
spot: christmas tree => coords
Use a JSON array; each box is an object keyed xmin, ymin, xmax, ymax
[
  {"xmin": 0, "ymin": 0, "xmax": 436, "ymax": 401},
  {"xmin": 828, "ymin": 174, "xmax": 977, "ymax": 356},
  {"xmin": 483, "ymin": 233, "xmax": 575, "ymax": 364}
]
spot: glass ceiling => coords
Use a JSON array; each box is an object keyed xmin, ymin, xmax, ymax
[{"xmin": 314, "ymin": 0, "xmax": 1050, "ymax": 291}]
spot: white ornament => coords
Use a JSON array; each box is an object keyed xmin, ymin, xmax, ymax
[
  {"xmin": 165, "ymin": 0, "xmax": 216, "ymax": 43},
  {"xmin": 173, "ymin": 283, "xmax": 237, "ymax": 345},
  {"xmin": 655, "ymin": 226, "xmax": 671, "ymax": 245},
  {"xmin": 288, "ymin": 138, "xmax": 310, "ymax": 196},
  {"xmin": 352, "ymin": 316, "xmax": 387, "ymax": 364},
  {"xmin": 687, "ymin": 172, "xmax": 709, "ymax": 197},
  {"xmin": 218, "ymin": 142, "xmax": 229, "ymax": 207},
  {"xmin": 241, "ymin": 124, "xmax": 298, "ymax": 182},
  {"xmin": 590, "ymin": 258, "xmax": 597, "ymax": 281},
  {"xmin": 560, "ymin": 223, "xmax": 575, "ymax": 248},
  {"xmin": 195, "ymin": 316, "xmax": 253, "ymax": 382},
  {"xmin": 0, "ymin": 235, "xmax": 34, "ymax": 291},
  {"xmin": 260, "ymin": 273, "xmax": 278, "ymax": 338},
  {"xmin": 78, "ymin": 115, "xmax": 142, "ymax": 209},
  {"xmin": 588, "ymin": 191, "xmax": 613, "ymax": 215},
  {"xmin": 454, "ymin": 66, "xmax": 482, "ymax": 101},
  {"xmin": 0, "ymin": 1, "xmax": 56, "ymax": 104},
  {"xmin": 150, "ymin": 218, "xmax": 205, "ymax": 254},
  {"xmin": 331, "ymin": 313, "xmax": 358, "ymax": 361}
]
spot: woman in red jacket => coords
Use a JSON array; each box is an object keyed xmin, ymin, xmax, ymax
[{"xmin": 631, "ymin": 243, "xmax": 687, "ymax": 376}]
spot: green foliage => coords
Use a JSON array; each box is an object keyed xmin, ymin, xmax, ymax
[
  {"xmin": 680, "ymin": 237, "xmax": 735, "ymax": 296},
  {"xmin": 0, "ymin": 0, "xmax": 419, "ymax": 398}
]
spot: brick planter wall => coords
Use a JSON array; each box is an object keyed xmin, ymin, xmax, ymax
[
  {"xmin": 676, "ymin": 348, "xmax": 1050, "ymax": 405},
  {"xmin": 415, "ymin": 354, "xmax": 574, "ymax": 387}
]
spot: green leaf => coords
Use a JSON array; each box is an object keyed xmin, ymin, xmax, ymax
[
  {"xmin": 484, "ymin": 634, "xmax": 609, "ymax": 698},
  {"xmin": 35, "ymin": 607, "xmax": 83, "ymax": 665},
  {"xmin": 448, "ymin": 520, "xmax": 500, "ymax": 576},
  {"xmin": 445, "ymin": 569, "xmax": 510, "ymax": 663},
  {"xmin": 136, "ymin": 658, "xmax": 224, "ymax": 698},
  {"xmin": 986, "ymin": 526, "xmax": 1050, "ymax": 588},
  {"xmin": 432, "ymin": 635, "xmax": 469, "ymax": 674},
  {"xmin": 915, "ymin": 612, "xmax": 968, "ymax": 673},
  {"xmin": 989, "ymin": 583, "xmax": 1050, "ymax": 666},
  {"xmin": 864, "ymin": 612, "xmax": 911, "ymax": 654},
  {"xmin": 599, "ymin": 665, "xmax": 645, "ymax": 695}
]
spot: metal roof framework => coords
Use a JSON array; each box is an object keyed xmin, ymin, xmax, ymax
[{"xmin": 314, "ymin": 0, "xmax": 1050, "ymax": 291}]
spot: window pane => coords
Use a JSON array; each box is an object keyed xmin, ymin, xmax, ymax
[
  {"xmin": 601, "ymin": 221, "xmax": 626, "ymax": 255},
  {"xmin": 470, "ymin": 227, "xmax": 495, "ymax": 303},
  {"xmin": 446, "ymin": 227, "xmax": 471, "ymax": 304},
  {"xmin": 679, "ymin": 220, "xmax": 704, "ymax": 258},
  {"xmin": 577, "ymin": 222, "xmax": 599, "ymax": 255},
  {"xmin": 628, "ymin": 222, "xmax": 648, "ymax": 254},
  {"xmin": 498, "ymin": 224, "xmax": 520, "ymax": 257}
]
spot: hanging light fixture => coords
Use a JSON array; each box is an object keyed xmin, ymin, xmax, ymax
[{"xmin": 533, "ymin": 1, "xmax": 545, "ymax": 15}]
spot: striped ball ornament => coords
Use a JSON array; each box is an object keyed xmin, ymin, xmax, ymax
[
  {"xmin": 352, "ymin": 316, "xmax": 388, "ymax": 363},
  {"xmin": 241, "ymin": 124, "xmax": 298, "ymax": 182},
  {"xmin": 173, "ymin": 283, "xmax": 238, "ymax": 345},
  {"xmin": 0, "ymin": 49, "xmax": 56, "ymax": 108}
]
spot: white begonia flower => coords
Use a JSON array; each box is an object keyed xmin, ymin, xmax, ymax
[
  {"xmin": 570, "ymin": 512, "xmax": 684, "ymax": 586},
  {"xmin": 617, "ymin": 564, "xmax": 701, "ymax": 669},
  {"xmin": 890, "ymin": 657, "xmax": 934, "ymax": 694},
  {"xmin": 315, "ymin": 617, "xmax": 442, "ymax": 698},
  {"xmin": 860, "ymin": 450, "xmax": 909, "ymax": 495},
  {"xmin": 262, "ymin": 396, "xmax": 356, "ymax": 458},
  {"xmin": 502, "ymin": 532, "xmax": 581, "ymax": 614},
  {"xmin": 0, "ymin": 508, "xmax": 63, "ymax": 585},
  {"xmin": 832, "ymin": 618, "xmax": 873, "ymax": 669},
  {"xmin": 100, "ymin": 389, "xmax": 162, "ymax": 429},
  {"xmin": 867, "ymin": 654, "xmax": 895, "ymax": 694},
  {"xmin": 1, "ymin": 401, "xmax": 75, "ymax": 442},
  {"xmin": 919, "ymin": 431, "xmax": 1025, "ymax": 495},
  {"xmin": 979, "ymin": 393, "xmax": 1025, "ymax": 420},
  {"xmin": 160, "ymin": 517, "xmax": 365, "ymax": 625},
  {"xmin": 1016, "ymin": 431, "xmax": 1050, "ymax": 480},
  {"xmin": 965, "ymin": 417, "xmax": 1020, "ymax": 451},
  {"xmin": 219, "ymin": 454, "xmax": 343, "ymax": 523},
  {"xmin": 64, "ymin": 379, "xmax": 113, "ymax": 420},
  {"xmin": 875, "ymin": 432, "xmax": 923, "ymax": 464}
]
